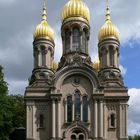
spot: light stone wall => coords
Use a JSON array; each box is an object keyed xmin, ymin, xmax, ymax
[
  {"xmin": 26, "ymin": 101, "xmax": 52, "ymax": 140},
  {"xmin": 57, "ymin": 74, "xmax": 93, "ymax": 137}
]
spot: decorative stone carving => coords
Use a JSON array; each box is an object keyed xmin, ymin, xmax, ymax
[
  {"xmin": 73, "ymin": 77, "xmax": 80, "ymax": 86},
  {"xmin": 59, "ymin": 53, "xmax": 92, "ymax": 69},
  {"xmin": 29, "ymin": 69, "xmax": 55, "ymax": 88},
  {"xmin": 98, "ymin": 68, "xmax": 125, "ymax": 87}
]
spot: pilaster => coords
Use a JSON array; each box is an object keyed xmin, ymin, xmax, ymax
[{"xmin": 50, "ymin": 94, "xmax": 62, "ymax": 139}]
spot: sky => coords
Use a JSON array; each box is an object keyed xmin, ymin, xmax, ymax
[{"xmin": 0, "ymin": 0, "xmax": 140, "ymax": 136}]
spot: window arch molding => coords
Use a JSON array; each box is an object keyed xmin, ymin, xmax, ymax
[{"xmin": 71, "ymin": 23, "xmax": 82, "ymax": 32}]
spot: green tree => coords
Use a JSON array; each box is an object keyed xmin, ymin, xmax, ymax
[
  {"xmin": 10, "ymin": 94, "xmax": 26, "ymax": 128},
  {"xmin": 0, "ymin": 65, "xmax": 8, "ymax": 95},
  {"xmin": 129, "ymin": 135, "xmax": 140, "ymax": 140},
  {"xmin": 0, "ymin": 96, "xmax": 13, "ymax": 140},
  {"xmin": 0, "ymin": 65, "xmax": 26, "ymax": 140},
  {"xmin": 0, "ymin": 65, "xmax": 11, "ymax": 140}
]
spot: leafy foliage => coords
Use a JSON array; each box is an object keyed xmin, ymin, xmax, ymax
[
  {"xmin": 129, "ymin": 135, "xmax": 140, "ymax": 140},
  {"xmin": 0, "ymin": 65, "xmax": 26, "ymax": 140},
  {"xmin": 0, "ymin": 65, "xmax": 8, "ymax": 95}
]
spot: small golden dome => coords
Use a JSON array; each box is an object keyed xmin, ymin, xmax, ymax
[
  {"xmin": 34, "ymin": 1, "xmax": 54, "ymax": 41},
  {"xmin": 61, "ymin": 0, "xmax": 90, "ymax": 24},
  {"xmin": 98, "ymin": 6, "xmax": 119, "ymax": 42},
  {"xmin": 52, "ymin": 61, "xmax": 58, "ymax": 71},
  {"xmin": 93, "ymin": 57, "xmax": 100, "ymax": 72}
]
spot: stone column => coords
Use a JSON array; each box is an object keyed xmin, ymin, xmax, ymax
[
  {"xmin": 52, "ymin": 100, "xmax": 56, "ymax": 138},
  {"xmin": 99, "ymin": 100, "xmax": 103, "ymax": 138},
  {"xmin": 34, "ymin": 50, "xmax": 38, "ymax": 68},
  {"xmin": 86, "ymin": 36, "xmax": 89, "ymax": 54},
  {"xmin": 32, "ymin": 106, "xmax": 36, "ymax": 139},
  {"xmin": 26, "ymin": 105, "xmax": 32, "ymax": 138},
  {"xmin": 80, "ymin": 31, "xmax": 82, "ymax": 52},
  {"xmin": 125, "ymin": 105, "xmax": 128, "ymax": 138},
  {"xmin": 81, "ymin": 101, "xmax": 83, "ymax": 121},
  {"xmin": 70, "ymin": 30, "xmax": 72, "ymax": 51},
  {"xmin": 38, "ymin": 51, "xmax": 41, "ymax": 67},
  {"xmin": 58, "ymin": 100, "xmax": 61, "ymax": 138},
  {"xmin": 106, "ymin": 48, "xmax": 109, "ymax": 67},
  {"xmin": 117, "ymin": 51, "xmax": 120, "ymax": 68},
  {"xmin": 65, "ymin": 99, "xmax": 67, "ymax": 122},
  {"xmin": 114, "ymin": 48, "xmax": 118, "ymax": 67},
  {"xmin": 94, "ymin": 100, "xmax": 98, "ymax": 138},
  {"xmin": 43, "ymin": 49, "xmax": 47, "ymax": 67},
  {"xmin": 104, "ymin": 104, "xmax": 107, "ymax": 139},
  {"xmin": 88, "ymin": 103, "xmax": 90, "ymax": 123},
  {"xmin": 72, "ymin": 101, "xmax": 75, "ymax": 121},
  {"xmin": 119, "ymin": 104, "xmax": 122, "ymax": 138}
]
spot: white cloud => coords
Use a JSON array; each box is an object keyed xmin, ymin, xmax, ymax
[
  {"xmin": 128, "ymin": 88, "xmax": 140, "ymax": 135},
  {"xmin": 128, "ymin": 88, "xmax": 140, "ymax": 109},
  {"xmin": 119, "ymin": 65, "xmax": 127, "ymax": 76},
  {"xmin": 85, "ymin": 0, "xmax": 140, "ymax": 46},
  {"xmin": 7, "ymin": 79, "xmax": 28, "ymax": 95},
  {"xmin": 54, "ymin": 25, "xmax": 62, "ymax": 62},
  {"xmin": 128, "ymin": 120, "xmax": 140, "ymax": 136}
]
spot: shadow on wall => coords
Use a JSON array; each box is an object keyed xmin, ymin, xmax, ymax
[{"xmin": 9, "ymin": 127, "xmax": 26, "ymax": 140}]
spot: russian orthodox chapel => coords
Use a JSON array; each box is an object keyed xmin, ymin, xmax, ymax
[{"xmin": 24, "ymin": 0, "xmax": 129, "ymax": 140}]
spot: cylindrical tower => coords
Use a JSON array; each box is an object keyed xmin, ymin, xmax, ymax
[
  {"xmin": 30, "ymin": 0, "xmax": 55, "ymax": 85},
  {"xmin": 98, "ymin": 2, "xmax": 124, "ymax": 87},
  {"xmin": 59, "ymin": 0, "xmax": 92, "ymax": 68}
]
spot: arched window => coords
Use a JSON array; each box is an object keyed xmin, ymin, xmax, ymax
[
  {"xmin": 82, "ymin": 29, "xmax": 87, "ymax": 53},
  {"xmin": 110, "ymin": 113, "xmax": 115, "ymax": 127},
  {"xmin": 65, "ymin": 29, "xmax": 70, "ymax": 53},
  {"xmin": 74, "ymin": 91, "xmax": 81, "ymax": 120},
  {"xmin": 79, "ymin": 134, "xmax": 84, "ymax": 140},
  {"xmin": 71, "ymin": 130, "xmax": 85, "ymax": 140},
  {"xmin": 67, "ymin": 96, "xmax": 73, "ymax": 122},
  {"xmin": 41, "ymin": 47, "xmax": 46, "ymax": 66},
  {"xmin": 71, "ymin": 134, "xmax": 76, "ymax": 140},
  {"xmin": 109, "ymin": 46, "xmax": 114, "ymax": 66},
  {"xmin": 73, "ymin": 27, "xmax": 80, "ymax": 51},
  {"xmin": 83, "ymin": 96, "xmax": 88, "ymax": 122},
  {"xmin": 65, "ymin": 91, "xmax": 89, "ymax": 123},
  {"xmin": 39, "ymin": 114, "xmax": 44, "ymax": 128}
]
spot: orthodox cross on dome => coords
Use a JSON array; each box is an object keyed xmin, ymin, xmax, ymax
[
  {"xmin": 106, "ymin": 0, "xmax": 111, "ymax": 21},
  {"xmin": 42, "ymin": 0, "xmax": 47, "ymax": 21},
  {"xmin": 106, "ymin": 0, "xmax": 109, "ymax": 7}
]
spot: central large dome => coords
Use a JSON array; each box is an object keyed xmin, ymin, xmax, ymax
[{"xmin": 61, "ymin": 0, "xmax": 90, "ymax": 24}]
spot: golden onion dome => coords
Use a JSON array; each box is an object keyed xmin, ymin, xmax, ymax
[
  {"xmin": 98, "ymin": 5, "xmax": 119, "ymax": 42},
  {"xmin": 93, "ymin": 57, "xmax": 100, "ymax": 72},
  {"xmin": 61, "ymin": 0, "xmax": 90, "ymax": 24},
  {"xmin": 34, "ymin": 1, "xmax": 54, "ymax": 41}
]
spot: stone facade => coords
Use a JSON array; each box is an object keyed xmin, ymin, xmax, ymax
[{"xmin": 24, "ymin": 1, "xmax": 129, "ymax": 140}]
